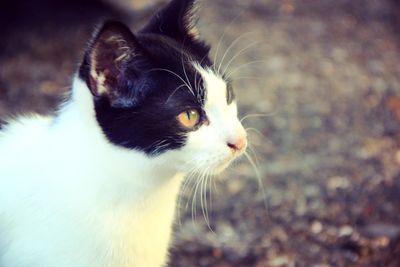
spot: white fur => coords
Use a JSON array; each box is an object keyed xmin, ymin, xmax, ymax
[{"xmin": 0, "ymin": 65, "xmax": 246, "ymax": 267}]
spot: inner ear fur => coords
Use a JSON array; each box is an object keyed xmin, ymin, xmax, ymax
[{"xmin": 85, "ymin": 21, "xmax": 139, "ymax": 98}]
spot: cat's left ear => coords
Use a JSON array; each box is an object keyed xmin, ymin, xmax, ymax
[
  {"xmin": 79, "ymin": 21, "xmax": 150, "ymax": 107},
  {"xmin": 141, "ymin": 0, "xmax": 209, "ymax": 54}
]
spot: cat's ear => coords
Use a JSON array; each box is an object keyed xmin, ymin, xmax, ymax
[
  {"xmin": 79, "ymin": 21, "xmax": 148, "ymax": 106},
  {"xmin": 141, "ymin": 0, "xmax": 206, "ymax": 48}
]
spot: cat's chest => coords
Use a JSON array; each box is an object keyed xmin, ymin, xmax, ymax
[
  {"xmin": 102, "ymin": 209, "xmax": 172, "ymax": 267},
  {"xmin": 98, "ymin": 174, "xmax": 184, "ymax": 267}
]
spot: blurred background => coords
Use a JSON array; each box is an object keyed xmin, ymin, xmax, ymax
[{"xmin": 1, "ymin": 0, "xmax": 400, "ymax": 266}]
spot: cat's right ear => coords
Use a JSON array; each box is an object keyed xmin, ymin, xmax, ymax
[{"xmin": 79, "ymin": 21, "xmax": 147, "ymax": 106}]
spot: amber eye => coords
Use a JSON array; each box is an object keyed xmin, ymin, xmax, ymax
[{"xmin": 177, "ymin": 109, "xmax": 200, "ymax": 129}]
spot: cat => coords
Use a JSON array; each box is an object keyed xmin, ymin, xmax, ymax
[{"xmin": 0, "ymin": 0, "xmax": 247, "ymax": 266}]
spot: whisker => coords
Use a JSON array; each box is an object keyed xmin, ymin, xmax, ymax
[
  {"xmin": 165, "ymin": 84, "xmax": 188, "ymax": 103},
  {"xmin": 217, "ymin": 31, "xmax": 256, "ymax": 75},
  {"xmin": 244, "ymin": 151, "xmax": 270, "ymax": 216},
  {"xmin": 230, "ymin": 76, "xmax": 267, "ymax": 81},
  {"xmin": 222, "ymin": 40, "xmax": 262, "ymax": 77},
  {"xmin": 181, "ymin": 53, "xmax": 195, "ymax": 96},
  {"xmin": 240, "ymin": 112, "xmax": 277, "ymax": 123},
  {"xmin": 177, "ymin": 167, "xmax": 199, "ymax": 226},
  {"xmin": 202, "ymin": 168, "xmax": 214, "ymax": 230},
  {"xmin": 177, "ymin": 156, "xmax": 210, "ymax": 225},
  {"xmin": 246, "ymin": 142, "xmax": 261, "ymax": 167},
  {"xmin": 200, "ymin": 169, "xmax": 208, "ymax": 226},
  {"xmin": 191, "ymin": 168, "xmax": 206, "ymax": 224},
  {"xmin": 148, "ymin": 68, "xmax": 194, "ymax": 96},
  {"xmin": 196, "ymin": 77, "xmax": 203, "ymax": 104},
  {"xmin": 245, "ymin": 127, "xmax": 266, "ymax": 139},
  {"xmin": 226, "ymin": 60, "xmax": 268, "ymax": 78},
  {"xmin": 213, "ymin": 7, "xmax": 249, "ymax": 72},
  {"xmin": 207, "ymin": 170, "xmax": 214, "ymax": 220},
  {"xmin": 184, "ymin": 171, "xmax": 200, "ymax": 212}
]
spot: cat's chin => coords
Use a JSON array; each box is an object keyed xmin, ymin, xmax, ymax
[
  {"xmin": 180, "ymin": 157, "xmax": 233, "ymax": 176},
  {"xmin": 212, "ymin": 156, "xmax": 237, "ymax": 175}
]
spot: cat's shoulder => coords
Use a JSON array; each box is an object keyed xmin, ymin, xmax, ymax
[{"xmin": 0, "ymin": 114, "xmax": 54, "ymax": 146}]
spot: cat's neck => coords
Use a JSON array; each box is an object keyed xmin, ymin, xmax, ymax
[{"xmin": 50, "ymin": 77, "xmax": 185, "ymax": 203}]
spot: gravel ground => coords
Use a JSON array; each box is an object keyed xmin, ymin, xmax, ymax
[{"xmin": 1, "ymin": 1, "xmax": 400, "ymax": 266}]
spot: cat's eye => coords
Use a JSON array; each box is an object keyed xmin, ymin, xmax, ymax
[{"xmin": 177, "ymin": 109, "xmax": 200, "ymax": 129}]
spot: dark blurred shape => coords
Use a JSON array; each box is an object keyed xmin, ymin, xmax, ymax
[
  {"xmin": 392, "ymin": 0, "xmax": 400, "ymax": 35},
  {"xmin": 0, "ymin": 0, "xmax": 143, "ymax": 115},
  {"xmin": 0, "ymin": 0, "xmax": 127, "ymax": 58},
  {"xmin": 0, "ymin": 0, "xmax": 116, "ymax": 30},
  {"xmin": 381, "ymin": 235, "xmax": 400, "ymax": 267}
]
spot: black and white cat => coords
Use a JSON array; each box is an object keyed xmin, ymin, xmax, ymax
[{"xmin": 0, "ymin": 0, "xmax": 247, "ymax": 266}]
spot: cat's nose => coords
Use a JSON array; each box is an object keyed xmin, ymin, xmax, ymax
[{"xmin": 227, "ymin": 133, "xmax": 247, "ymax": 153}]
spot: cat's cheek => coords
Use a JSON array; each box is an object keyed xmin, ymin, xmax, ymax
[
  {"xmin": 212, "ymin": 157, "xmax": 236, "ymax": 174},
  {"xmin": 178, "ymin": 128, "xmax": 232, "ymax": 172}
]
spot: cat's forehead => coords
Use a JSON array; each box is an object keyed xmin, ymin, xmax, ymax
[
  {"xmin": 150, "ymin": 62, "xmax": 228, "ymax": 111},
  {"xmin": 194, "ymin": 65, "xmax": 227, "ymax": 107},
  {"xmin": 137, "ymin": 36, "xmax": 214, "ymax": 105}
]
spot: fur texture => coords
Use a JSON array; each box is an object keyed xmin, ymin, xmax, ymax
[{"xmin": 0, "ymin": 0, "xmax": 247, "ymax": 266}]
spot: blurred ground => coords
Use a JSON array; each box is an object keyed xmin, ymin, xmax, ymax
[{"xmin": 1, "ymin": 0, "xmax": 400, "ymax": 266}]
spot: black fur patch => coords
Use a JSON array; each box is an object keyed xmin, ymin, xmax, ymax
[
  {"xmin": 78, "ymin": 0, "xmax": 214, "ymax": 155},
  {"xmin": 140, "ymin": 0, "xmax": 210, "ymax": 58}
]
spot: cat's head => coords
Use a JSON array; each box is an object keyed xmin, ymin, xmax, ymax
[{"xmin": 78, "ymin": 0, "xmax": 247, "ymax": 174}]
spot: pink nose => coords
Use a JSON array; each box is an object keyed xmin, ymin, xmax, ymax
[{"xmin": 227, "ymin": 135, "xmax": 247, "ymax": 152}]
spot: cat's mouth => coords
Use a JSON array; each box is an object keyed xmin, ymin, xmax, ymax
[
  {"xmin": 215, "ymin": 161, "xmax": 232, "ymax": 174},
  {"xmin": 213, "ymin": 152, "xmax": 243, "ymax": 174}
]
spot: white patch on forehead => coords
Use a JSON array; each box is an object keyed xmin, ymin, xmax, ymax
[{"xmin": 193, "ymin": 65, "xmax": 228, "ymax": 109}]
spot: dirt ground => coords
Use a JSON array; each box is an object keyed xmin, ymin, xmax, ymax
[{"xmin": 1, "ymin": 0, "xmax": 400, "ymax": 266}]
